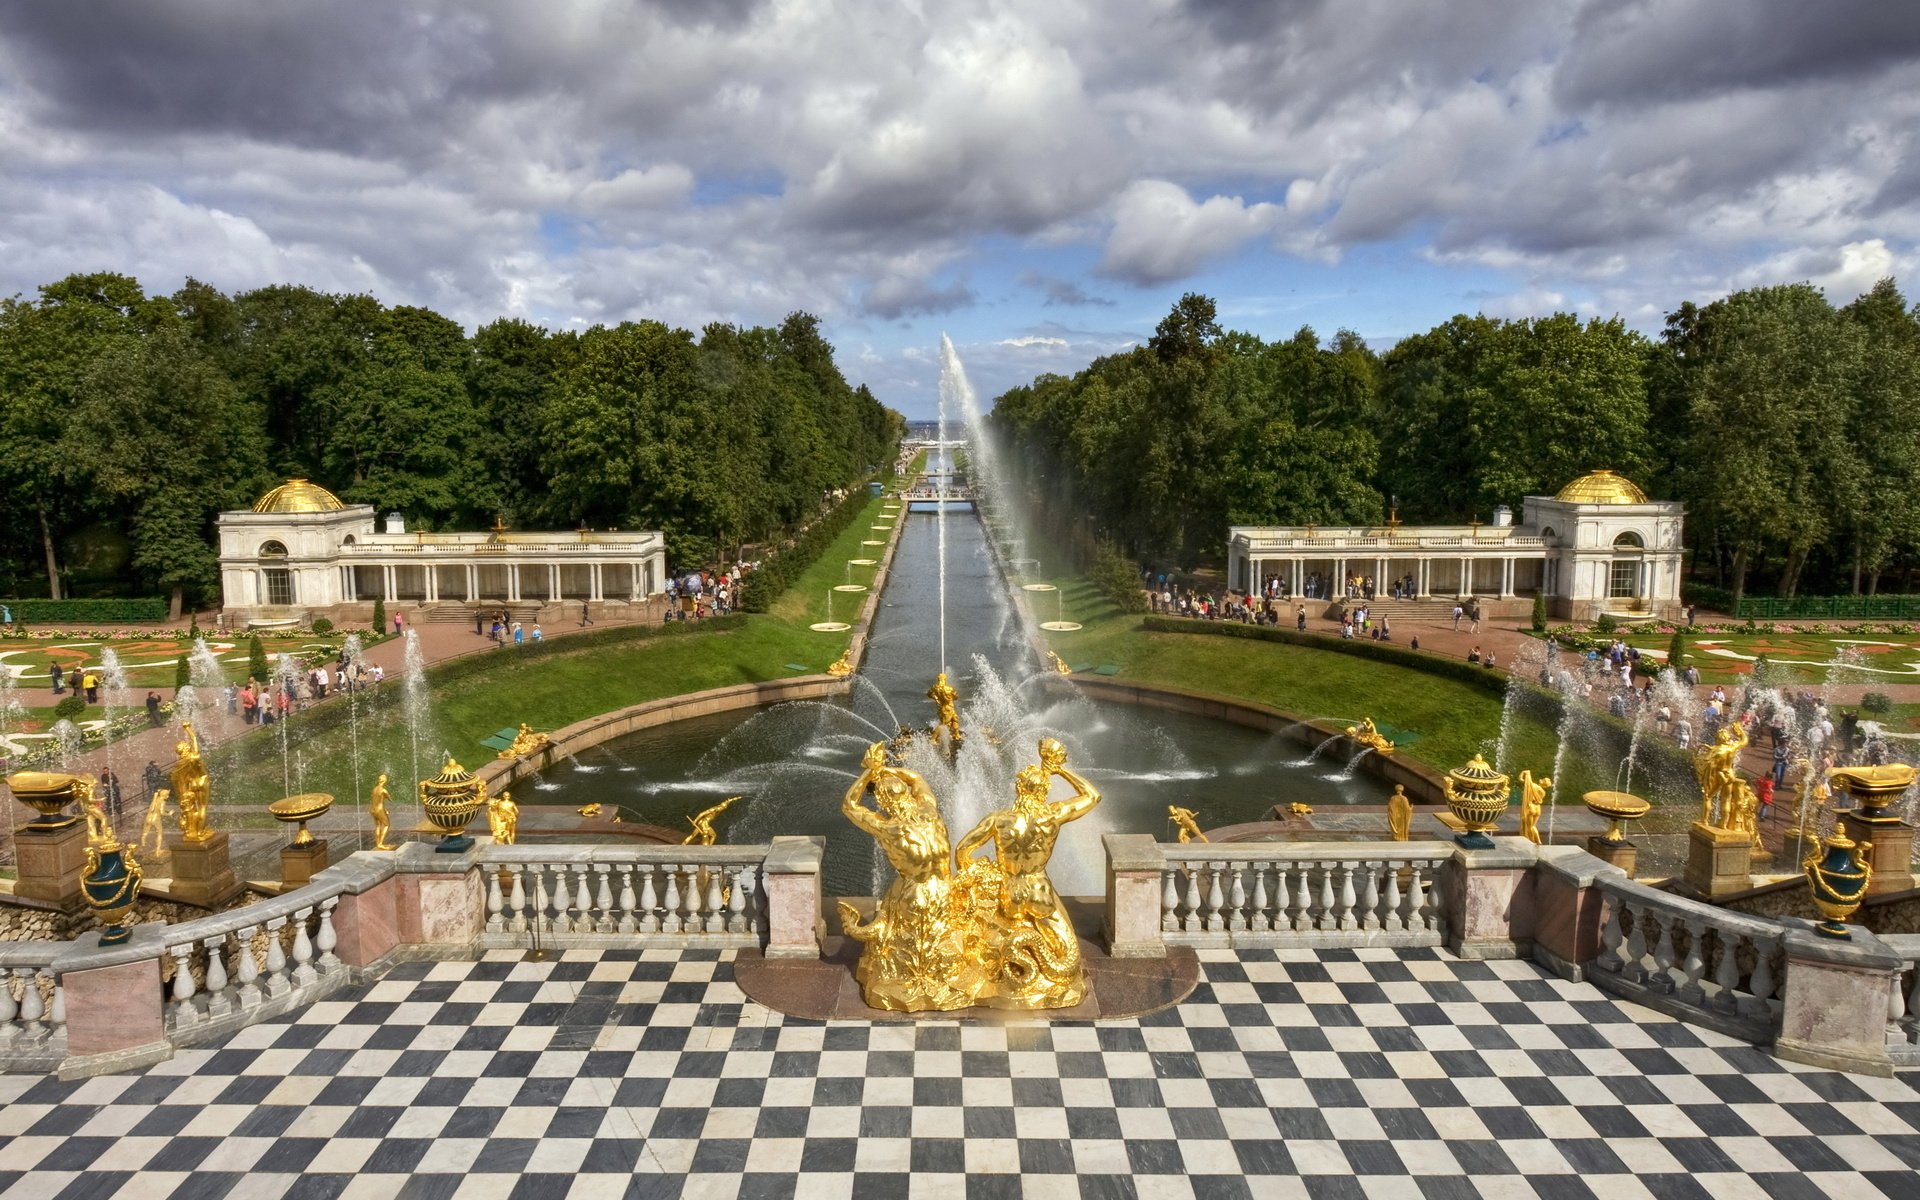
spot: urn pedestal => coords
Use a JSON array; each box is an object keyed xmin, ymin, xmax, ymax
[
  {"xmin": 1587, "ymin": 836, "xmax": 1639, "ymax": 877},
  {"xmin": 1682, "ymin": 822, "xmax": 1752, "ymax": 900},
  {"xmin": 280, "ymin": 840, "xmax": 329, "ymax": 888},
  {"xmin": 167, "ymin": 831, "xmax": 241, "ymax": 909},
  {"xmin": 1832, "ymin": 764, "xmax": 1915, "ymax": 896},
  {"xmin": 14, "ymin": 823, "xmax": 90, "ymax": 910}
]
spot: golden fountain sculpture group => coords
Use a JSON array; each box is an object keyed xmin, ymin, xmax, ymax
[{"xmin": 838, "ymin": 732, "xmax": 1101, "ymax": 1012}]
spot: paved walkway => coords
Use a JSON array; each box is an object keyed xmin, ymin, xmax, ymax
[{"xmin": 0, "ymin": 947, "xmax": 1915, "ymax": 1199}]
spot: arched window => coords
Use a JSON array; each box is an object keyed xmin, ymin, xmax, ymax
[
  {"xmin": 1609, "ymin": 531, "xmax": 1646, "ymax": 598},
  {"xmin": 341, "ymin": 534, "xmax": 356, "ymax": 546},
  {"xmin": 259, "ymin": 541, "xmax": 293, "ymax": 605},
  {"xmin": 1613, "ymin": 531, "xmax": 1645, "ymax": 549}
]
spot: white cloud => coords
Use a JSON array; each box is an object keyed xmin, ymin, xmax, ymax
[
  {"xmin": 1000, "ymin": 335, "xmax": 1068, "ymax": 348},
  {"xmin": 1098, "ymin": 181, "xmax": 1281, "ymax": 285}
]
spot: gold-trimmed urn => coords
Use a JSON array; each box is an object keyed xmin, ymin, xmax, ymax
[
  {"xmin": 1806, "ymin": 830, "xmax": 1873, "ymax": 939},
  {"xmin": 268, "ymin": 792, "xmax": 334, "ymax": 847},
  {"xmin": 7, "ymin": 771, "xmax": 83, "ymax": 831},
  {"xmin": 419, "ymin": 757, "xmax": 488, "ymax": 853},
  {"xmin": 1443, "ymin": 754, "xmax": 1511, "ymax": 849},
  {"xmin": 1828, "ymin": 763, "xmax": 1914, "ymax": 827},
  {"xmin": 1582, "ymin": 790, "xmax": 1651, "ymax": 843}
]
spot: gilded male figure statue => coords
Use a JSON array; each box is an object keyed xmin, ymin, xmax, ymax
[
  {"xmin": 955, "ymin": 738, "xmax": 1101, "ymax": 1010},
  {"xmin": 170, "ymin": 721, "xmax": 213, "ymax": 843}
]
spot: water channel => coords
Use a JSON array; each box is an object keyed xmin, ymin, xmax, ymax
[{"xmin": 545, "ymin": 478, "xmax": 1375, "ymax": 897}]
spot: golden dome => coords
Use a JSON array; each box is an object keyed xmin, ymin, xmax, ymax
[
  {"xmin": 1553, "ymin": 469, "xmax": 1648, "ymax": 505},
  {"xmin": 252, "ymin": 479, "xmax": 345, "ymax": 514}
]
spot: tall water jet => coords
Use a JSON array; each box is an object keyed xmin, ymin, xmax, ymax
[
  {"xmin": 98, "ymin": 648, "xmax": 130, "ymax": 830},
  {"xmin": 341, "ymin": 634, "xmax": 367, "ymax": 849},
  {"xmin": 935, "ymin": 343, "xmax": 951, "ymax": 675},
  {"xmin": 400, "ymin": 629, "xmax": 435, "ymax": 832}
]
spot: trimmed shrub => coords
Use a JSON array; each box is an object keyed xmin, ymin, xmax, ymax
[
  {"xmin": 1530, "ymin": 592, "xmax": 1546, "ymax": 633},
  {"xmin": 310, "ymin": 617, "xmax": 335, "ymax": 636},
  {"xmin": 1863, "ymin": 692, "xmax": 1893, "ymax": 714},
  {"xmin": 247, "ymin": 635, "xmax": 270, "ymax": 682},
  {"xmin": 371, "ymin": 596, "xmax": 387, "ymax": 635},
  {"xmin": 1594, "ymin": 612, "xmax": 1618, "ymax": 634},
  {"xmin": 1666, "ymin": 628, "xmax": 1687, "ymax": 671},
  {"xmin": 173, "ymin": 653, "xmax": 189, "ymax": 689},
  {"xmin": 53, "ymin": 695, "xmax": 87, "ymax": 721},
  {"xmin": 2, "ymin": 598, "xmax": 168, "ymax": 623}
]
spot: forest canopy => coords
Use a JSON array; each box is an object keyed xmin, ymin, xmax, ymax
[
  {"xmin": 991, "ymin": 284, "xmax": 1920, "ymax": 606},
  {"xmin": 0, "ymin": 273, "xmax": 902, "ymax": 612}
]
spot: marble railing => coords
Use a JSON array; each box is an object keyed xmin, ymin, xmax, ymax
[
  {"xmin": 1885, "ymin": 935, "xmax": 1920, "ymax": 1069},
  {"xmin": 480, "ymin": 845, "xmax": 769, "ymax": 948},
  {"xmin": 1157, "ymin": 843, "xmax": 1448, "ymax": 948},
  {"xmin": 0, "ymin": 945, "xmax": 65, "ymax": 1070},
  {"xmin": 1586, "ymin": 874, "xmax": 1786, "ymax": 1044},
  {"xmin": 157, "ymin": 888, "xmax": 347, "ymax": 1048}
]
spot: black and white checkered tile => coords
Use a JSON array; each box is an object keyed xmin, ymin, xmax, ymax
[{"xmin": 1, "ymin": 947, "xmax": 1917, "ymax": 1199}]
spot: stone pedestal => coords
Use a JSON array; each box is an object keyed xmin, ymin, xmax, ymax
[
  {"xmin": 280, "ymin": 839, "xmax": 329, "ymax": 888},
  {"xmin": 14, "ymin": 823, "xmax": 89, "ymax": 909},
  {"xmin": 1841, "ymin": 813, "xmax": 1915, "ymax": 895},
  {"xmin": 1775, "ymin": 923, "xmax": 1904, "ymax": 1077},
  {"xmin": 167, "ymin": 831, "xmax": 241, "ymax": 909},
  {"xmin": 763, "ymin": 836, "xmax": 824, "ymax": 960},
  {"xmin": 1586, "ymin": 837, "xmax": 1638, "ymax": 878},
  {"xmin": 1682, "ymin": 823, "xmax": 1751, "ymax": 900},
  {"xmin": 1103, "ymin": 834, "xmax": 1166, "ymax": 959},
  {"xmin": 1442, "ymin": 838, "xmax": 1538, "ymax": 960}
]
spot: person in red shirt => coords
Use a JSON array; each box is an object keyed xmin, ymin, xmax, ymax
[{"xmin": 1754, "ymin": 775, "xmax": 1775, "ymax": 823}]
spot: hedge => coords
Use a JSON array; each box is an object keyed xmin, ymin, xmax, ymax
[
  {"xmin": 738, "ymin": 487, "xmax": 877, "ymax": 612},
  {"xmin": 1682, "ymin": 582, "xmax": 1920, "ymax": 621},
  {"xmin": 2, "ymin": 598, "xmax": 169, "ymax": 623}
]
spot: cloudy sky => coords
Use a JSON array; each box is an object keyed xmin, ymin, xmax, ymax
[{"xmin": 2, "ymin": 1, "xmax": 1917, "ymax": 415}]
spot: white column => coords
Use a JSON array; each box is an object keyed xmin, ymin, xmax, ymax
[
  {"xmin": 425, "ymin": 564, "xmax": 438, "ymax": 603},
  {"xmin": 508, "ymin": 566, "xmax": 521, "ymax": 602},
  {"xmin": 628, "ymin": 562, "xmax": 639, "ymax": 601},
  {"xmin": 1291, "ymin": 559, "xmax": 1302, "ymax": 597},
  {"xmin": 1336, "ymin": 558, "xmax": 1346, "ymax": 597},
  {"xmin": 382, "ymin": 565, "xmax": 396, "ymax": 601},
  {"xmin": 1459, "ymin": 557, "xmax": 1470, "ymax": 596},
  {"xmin": 590, "ymin": 563, "xmax": 604, "ymax": 602}
]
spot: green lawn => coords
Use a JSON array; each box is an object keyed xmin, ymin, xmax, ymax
[
  {"xmin": 0, "ymin": 632, "xmax": 352, "ymax": 703},
  {"xmin": 1617, "ymin": 629, "xmax": 1920, "ymax": 686},
  {"xmin": 208, "ymin": 497, "xmax": 891, "ymax": 811}
]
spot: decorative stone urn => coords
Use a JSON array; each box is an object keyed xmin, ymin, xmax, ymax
[
  {"xmin": 419, "ymin": 757, "xmax": 487, "ymax": 853},
  {"xmin": 82, "ymin": 842, "xmax": 142, "ymax": 947},
  {"xmin": 7, "ymin": 771, "xmax": 81, "ymax": 831},
  {"xmin": 268, "ymin": 792, "xmax": 334, "ymax": 846},
  {"xmin": 1442, "ymin": 754, "xmax": 1511, "ymax": 850},
  {"xmin": 1805, "ymin": 830, "xmax": 1872, "ymax": 940},
  {"xmin": 1582, "ymin": 790, "xmax": 1650, "ymax": 843}
]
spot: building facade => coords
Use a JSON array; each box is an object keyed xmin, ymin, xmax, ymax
[
  {"xmin": 1226, "ymin": 470, "xmax": 1684, "ymax": 621},
  {"xmin": 218, "ymin": 480, "xmax": 667, "ymax": 625}
]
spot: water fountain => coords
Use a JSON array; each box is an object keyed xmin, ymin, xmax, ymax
[{"xmin": 809, "ymin": 590, "xmax": 852, "ymax": 633}]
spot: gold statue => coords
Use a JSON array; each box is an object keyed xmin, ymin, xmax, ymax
[
  {"xmin": 954, "ymin": 738, "xmax": 1102, "ymax": 1010},
  {"xmin": 838, "ymin": 742, "xmax": 981, "ymax": 1012},
  {"xmin": 683, "ymin": 795, "xmax": 739, "ymax": 846},
  {"xmin": 1046, "ymin": 649, "xmax": 1072, "ymax": 676},
  {"xmin": 76, "ymin": 776, "xmax": 110, "ymax": 846},
  {"xmin": 1344, "ymin": 717, "xmax": 1394, "ymax": 754},
  {"xmin": 487, "ymin": 790, "xmax": 519, "ymax": 844},
  {"xmin": 498, "ymin": 723, "xmax": 551, "ymax": 760},
  {"xmin": 1518, "ymin": 770, "xmax": 1552, "ymax": 845},
  {"xmin": 1728, "ymin": 778, "xmax": 1759, "ymax": 841},
  {"xmin": 139, "ymin": 788, "xmax": 172, "ymax": 860},
  {"xmin": 369, "ymin": 774, "xmax": 396, "ymax": 850},
  {"xmin": 1387, "ymin": 784, "xmax": 1411, "ymax": 841},
  {"xmin": 1288, "ymin": 802, "xmax": 1314, "ymax": 816},
  {"xmin": 1167, "ymin": 805, "xmax": 1207, "ymax": 843},
  {"xmin": 1694, "ymin": 723, "xmax": 1749, "ymax": 828},
  {"xmin": 827, "ymin": 651, "xmax": 853, "ymax": 678},
  {"xmin": 927, "ymin": 672, "xmax": 962, "ymax": 748},
  {"xmin": 169, "ymin": 721, "xmax": 213, "ymax": 843},
  {"xmin": 577, "ymin": 803, "xmax": 602, "ymax": 819}
]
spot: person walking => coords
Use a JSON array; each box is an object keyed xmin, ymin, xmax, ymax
[
  {"xmin": 1468, "ymin": 603, "xmax": 1480, "ymax": 634},
  {"xmin": 475, "ymin": 610, "xmax": 485, "ymax": 637},
  {"xmin": 581, "ymin": 600, "xmax": 593, "ymax": 627},
  {"xmin": 83, "ymin": 668, "xmax": 99, "ymax": 704},
  {"xmin": 512, "ymin": 621, "xmax": 525, "ymax": 646},
  {"xmin": 531, "ymin": 623, "xmax": 543, "ymax": 644},
  {"xmin": 49, "ymin": 662, "xmax": 63, "ymax": 695},
  {"xmin": 1295, "ymin": 605, "xmax": 1307, "ymax": 632},
  {"xmin": 145, "ymin": 690, "xmax": 162, "ymax": 726},
  {"xmin": 1451, "ymin": 604, "xmax": 1464, "ymax": 632}
]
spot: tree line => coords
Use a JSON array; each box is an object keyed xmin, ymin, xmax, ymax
[
  {"xmin": 0, "ymin": 273, "xmax": 902, "ymax": 613},
  {"xmin": 990, "ymin": 283, "xmax": 1920, "ymax": 605}
]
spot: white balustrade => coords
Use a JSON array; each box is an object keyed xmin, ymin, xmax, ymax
[
  {"xmin": 478, "ymin": 847, "xmax": 770, "ymax": 947},
  {"xmin": 1884, "ymin": 937, "xmax": 1920, "ymax": 1067},
  {"xmin": 1159, "ymin": 844, "xmax": 1447, "ymax": 947},
  {"xmin": 1590, "ymin": 878, "xmax": 1784, "ymax": 1041}
]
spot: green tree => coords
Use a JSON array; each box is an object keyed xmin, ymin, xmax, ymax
[
  {"xmin": 248, "ymin": 635, "xmax": 270, "ymax": 682},
  {"xmin": 372, "ymin": 596, "xmax": 387, "ymax": 636},
  {"xmin": 174, "ymin": 653, "xmax": 190, "ymax": 689},
  {"xmin": 1666, "ymin": 628, "xmax": 1687, "ymax": 672}
]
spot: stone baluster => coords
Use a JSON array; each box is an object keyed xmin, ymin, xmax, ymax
[
  {"xmin": 662, "ymin": 865, "xmax": 684, "ymax": 933},
  {"xmin": 16, "ymin": 968, "xmax": 45, "ymax": 1040},
  {"xmin": 1337, "ymin": 862, "xmax": 1359, "ymax": 931},
  {"xmin": 639, "ymin": 866, "xmax": 661, "ymax": 933},
  {"xmin": 47, "ymin": 980, "xmax": 63, "ymax": 1039},
  {"xmin": 1160, "ymin": 869, "xmax": 1181, "ymax": 932},
  {"xmin": 1677, "ymin": 919, "xmax": 1708, "ymax": 1006},
  {"xmin": 574, "ymin": 868, "xmax": 593, "ymax": 933},
  {"xmin": 168, "ymin": 943, "xmax": 197, "ymax": 1021},
  {"xmin": 681, "ymin": 864, "xmax": 702, "ymax": 932},
  {"xmin": 235, "ymin": 924, "xmax": 262, "ymax": 1008},
  {"xmin": 1221, "ymin": 864, "xmax": 1245, "ymax": 932},
  {"xmin": 1177, "ymin": 864, "xmax": 1201, "ymax": 932},
  {"xmin": 1272, "ymin": 863, "xmax": 1291, "ymax": 934},
  {"xmin": 1203, "ymin": 863, "xmax": 1227, "ymax": 932},
  {"xmin": 594, "ymin": 865, "xmax": 614, "ymax": 933},
  {"xmin": 1382, "ymin": 864, "xmax": 1403, "ymax": 933},
  {"xmin": 204, "ymin": 934, "xmax": 233, "ymax": 1018},
  {"xmin": 1358, "ymin": 863, "xmax": 1381, "ymax": 931},
  {"xmin": 1650, "ymin": 913, "xmax": 1677, "ymax": 994},
  {"xmin": 291, "ymin": 906, "xmax": 318, "ymax": 988},
  {"xmin": 705, "ymin": 868, "xmax": 726, "ymax": 934},
  {"xmin": 547, "ymin": 865, "xmax": 567, "ymax": 934},
  {"xmin": 531, "ymin": 865, "xmax": 550, "ymax": 933},
  {"xmin": 1596, "ymin": 894, "xmax": 1625, "ymax": 972},
  {"xmin": 1248, "ymin": 864, "xmax": 1270, "ymax": 932},
  {"xmin": 1711, "ymin": 928, "xmax": 1742, "ymax": 1012},
  {"xmin": 727, "ymin": 864, "xmax": 751, "ymax": 933},
  {"xmin": 617, "ymin": 866, "xmax": 639, "ymax": 934},
  {"xmin": 1292, "ymin": 864, "xmax": 1315, "ymax": 931},
  {"xmin": 486, "ymin": 868, "xmax": 505, "ymax": 933},
  {"xmin": 508, "ymin": 866, "xmax": 528, "ymax": 933},
  {"xmin": 1622, "ymin": 902, "xmax": 1648, "ymax": 983},
  {"xmin": 1889, "ymin": 968, "xmax": 1908, "ymax": 1045},
  {"xmin": 1905, "ymin": 965, "xmax": 1920, "ymax": 1044},
  {"xmin": 264, "ymin": 916, "xmax": 291, "ymax": 997},
  {"xmin": 1744, "ymin": 937, "xmax": 1777, "ymax": 1017},
  {"xmin": 0, "ymin": 972, "xmax": 20, "ymax": 1045},
  {"xmin": 317, "ymin": 897, "xmax": 340, "ymax": 970},
  {"xmin": 1409, "ymin": 863, "xmax": 1431, "ymax": 933},
  {"xmin": 1316, "ymin": 863, "xmax": 1337, "ymax": 931}
]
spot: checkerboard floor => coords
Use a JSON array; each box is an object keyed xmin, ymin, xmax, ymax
[{"xmin": 2, "ymin": 947, "xmax": 1917, "ymax": 1200}]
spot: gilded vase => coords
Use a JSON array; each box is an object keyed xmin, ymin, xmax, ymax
[
  {"xmin": 83, "ymin": 845, "xmax": 142, "ymax": 947},
  {"xmin": 1805, "ymin": 831, "xmax": 1872, "ymax": 940},
  {"xmin": 1443, "ymin": 754, "xmax": 1511, "ymax": 849},
  {"xmin": 419, "ymin": 757, "xmax": 486, "ymax": 853}
]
